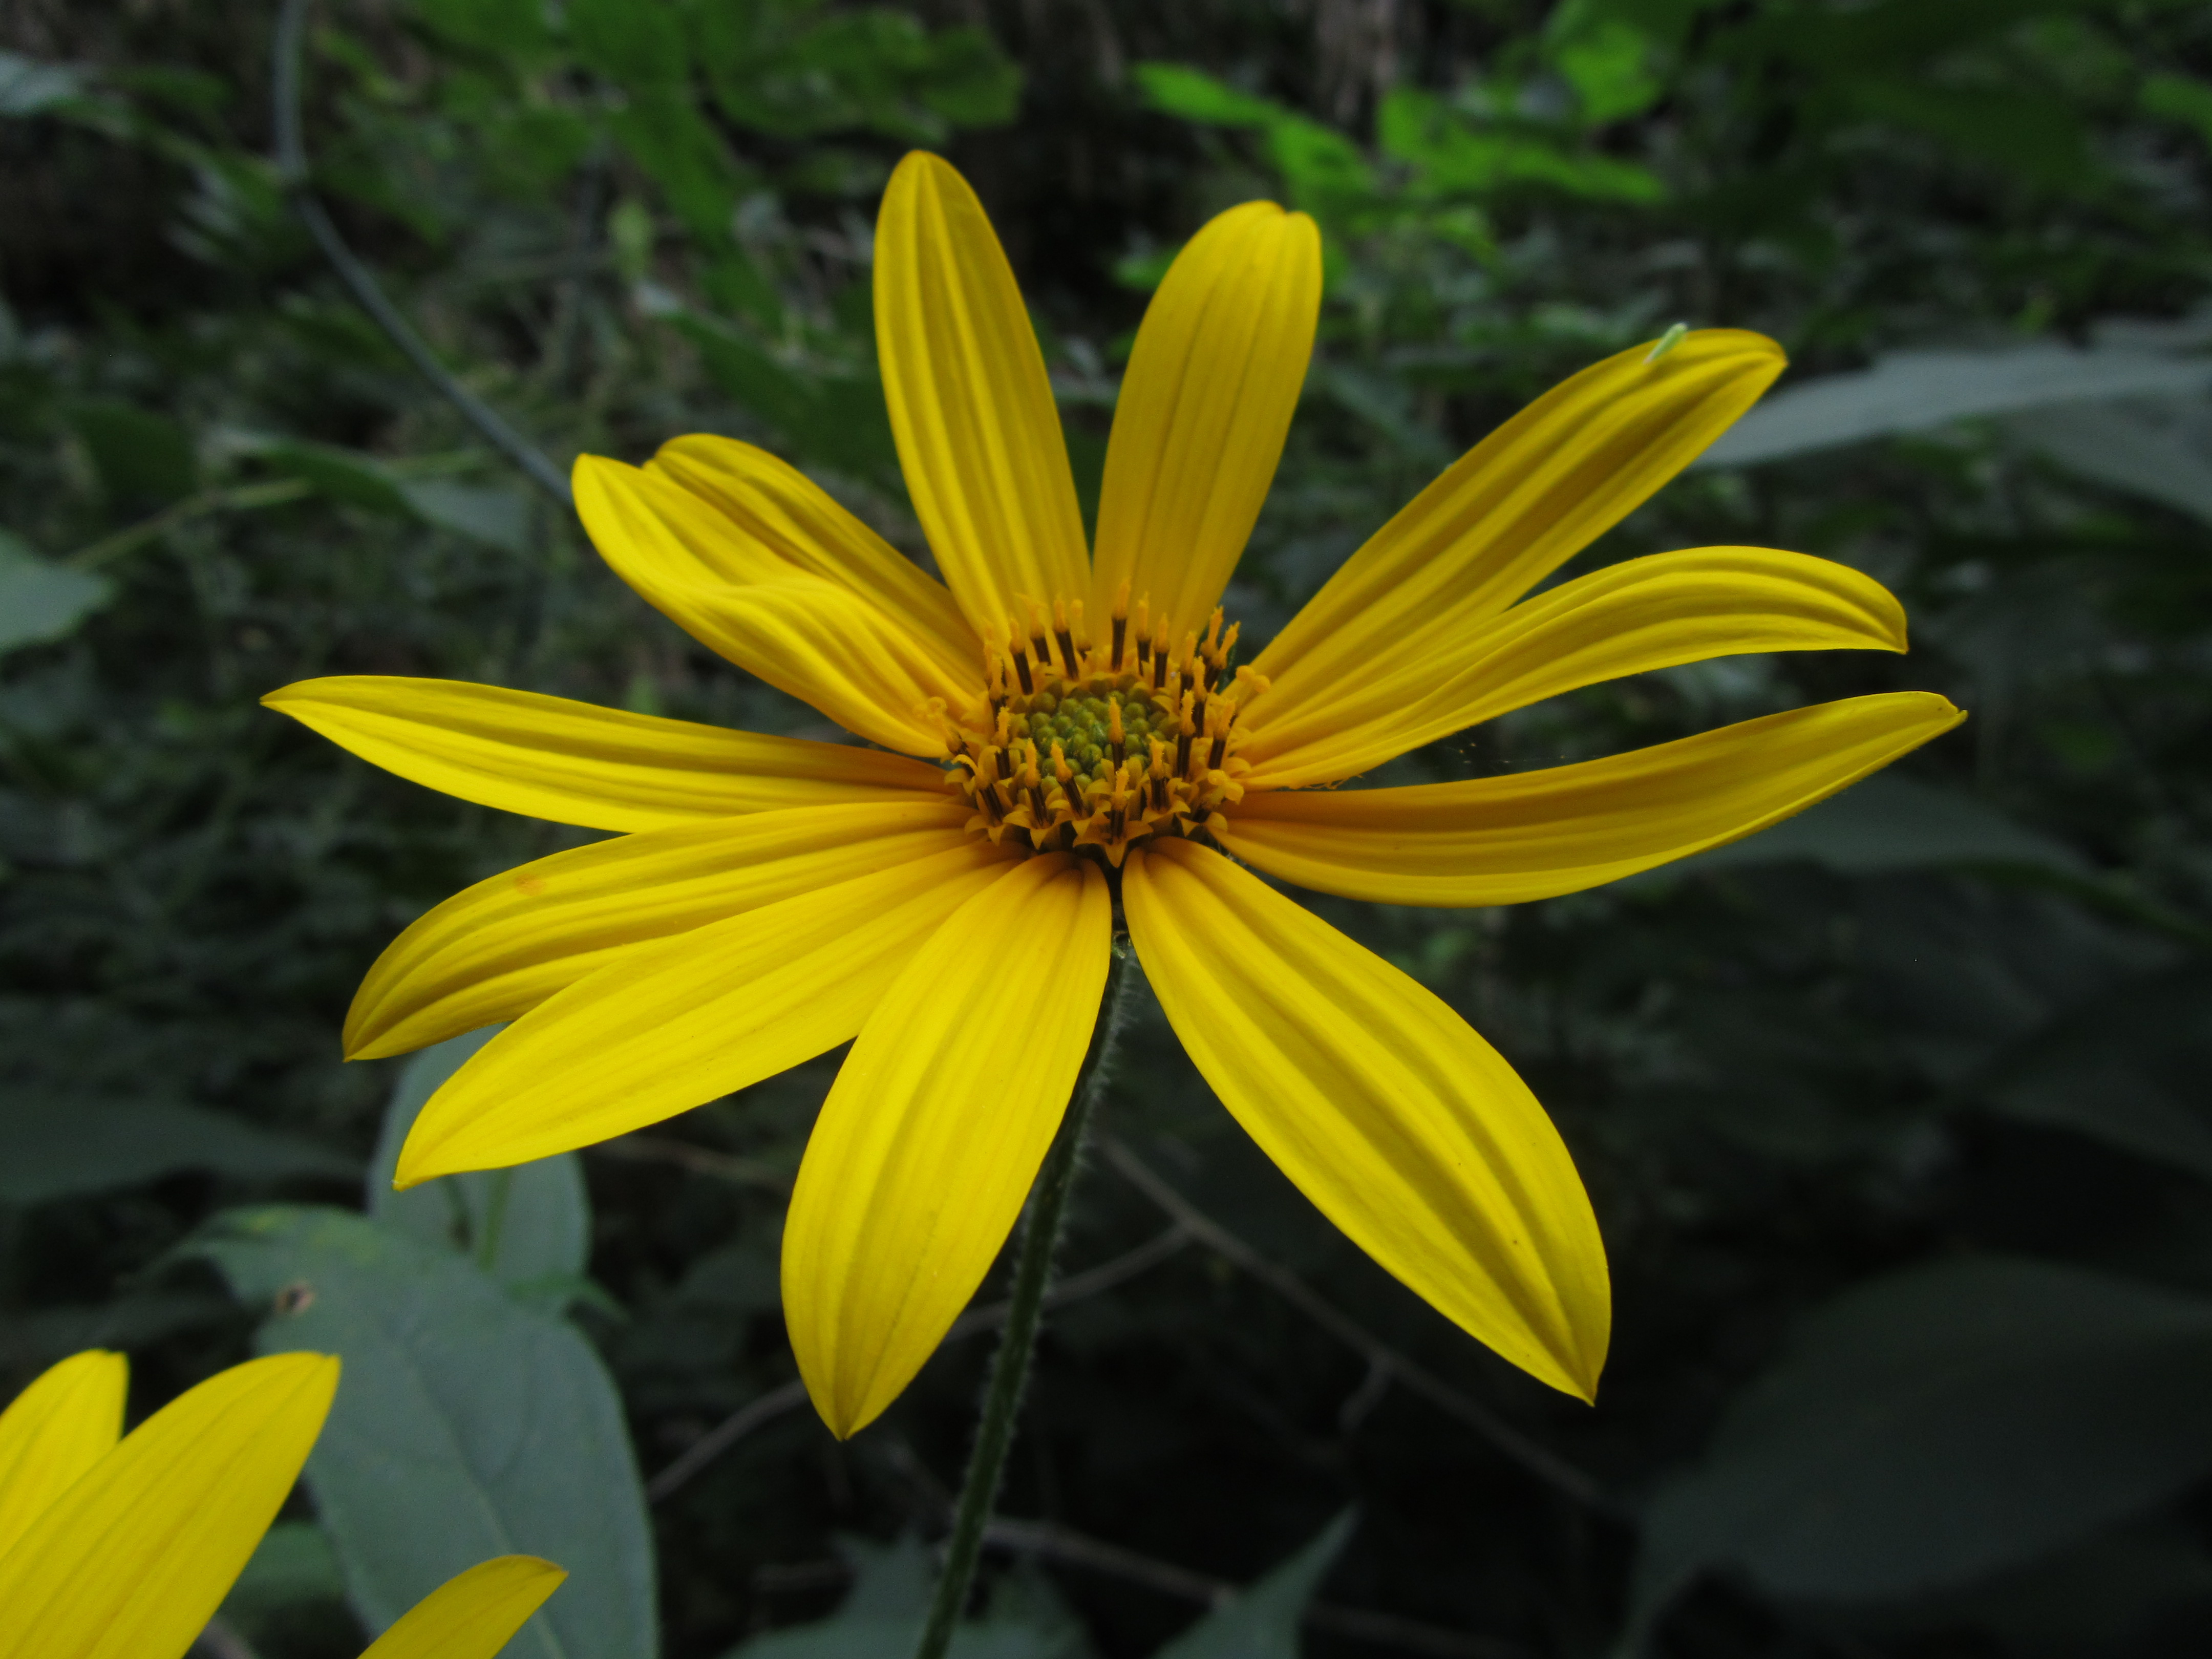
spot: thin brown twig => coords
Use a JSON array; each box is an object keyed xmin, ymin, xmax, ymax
[
  {"xmin": 645, "ymin": 1226, "xmax": 1191, "ymax": 1502},
  {"xmin": 1096, "ymin": 1136, "xmax": 1623, "ymax": 1519},
  {"xmin": 592, "ymin": 1135, "xmax": 795, "ymax": 1193}
]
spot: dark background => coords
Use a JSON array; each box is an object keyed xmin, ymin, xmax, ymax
[{"xmin": 4, "ymin": 2, "xmax": 2212, "ymax": 1656}]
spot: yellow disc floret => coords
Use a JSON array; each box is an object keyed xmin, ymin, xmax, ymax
[{"xmin": 933, "ymin": 587, "xmax": 1263, "ymax": 865}]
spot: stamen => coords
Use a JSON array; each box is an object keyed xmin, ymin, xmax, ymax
[
  {"xmin": 1111, "ymin": 582, "xmax": 1131, "ymax": 670},
  {"xmin": 1053, "ymin": 598, "xmax": 1077, "ymax": 678}
]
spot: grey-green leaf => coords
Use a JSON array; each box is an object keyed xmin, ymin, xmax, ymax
[
  {"xmin": 0, "ymin": 1093, "xmax": 353, "ymax": 1205},
  {"xmin": 0, "ymin": 531, "xmax": 114, "ymax": 658},
  {"xmin": 1698, "ymin": 346, "xmax": 2212, "ymax": 467},
  {"xmin": 368, "ymin": 1027, "xmax": 590, "ymax": 1290},
  {"xmin": 1627, "ymin": 1257, "xmax": 2212, "ymax": 1635},
  {"xmin": 1154, "ymin": 1511, "xmax": 1356, "ymax": 1659},
  {"xmin": 196, "ymin": 1204, "xmax": 656, "ymax": 1659}
]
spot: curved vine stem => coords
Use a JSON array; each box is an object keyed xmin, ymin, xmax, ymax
[
  {"xmin": 913, "ymin": 935, "xmax": 1136, "ymax": 1659},
  {"xmin": 270, "ymin": 0, "xmax": 575, "ymax": 507}
]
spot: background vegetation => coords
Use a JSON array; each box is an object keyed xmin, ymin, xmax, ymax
[{"xmin": 5, "ymin": 1, "xmax": 2212, "ymax": 1655}]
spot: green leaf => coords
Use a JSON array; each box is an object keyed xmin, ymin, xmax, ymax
[
  {"xmin": 727, "ymin": 1535, "xmax": 1092, "ymax": 1659},
  {"xmin": 0, "ymin": 530, "xmax": 113, "ymax": 657},
  {"xmin": 1378, "ymin": 90, "xmax": 1662, "ymax": 203},
  {"xmin": 414, "ymin": 0, "xmax": 554, "ymax": 58},
  {"xmin": 368, "ymin": 1028, "xmax": 590, "ymax": 1291},
  {"xmin": 672, "ymin": 315, "xmax": 898, "ymax": 480},
  {"xmin": 1668, "ymin": 773, "xmax": 2088, "ymax": 880},
  {"xmin": 0, "ymin": 1093, "xmax": 354, "ymax": 1204},
  {"xmin": 1546, "ymin": 6, "xmax": 1668, "ymax": 124},
  {"xmin": 67, "ymin": 399, "xmax": 198, "ymax": 505},
  {"xmin": 220, "ymin": 1519, "xmax": 348, "ymax": 1624},
  {"xmin": 2143, "ymin": 72, "xmax": 2212, "ymax": 149},
  {"xmin": 398, "ymin": 479, "xmax": 532, "ymax": 554},
  {"xmin": 1977, "ymin": 966, "xmax": 2212, "ymax": 1183},
  {"xmin": 1154, "ymin": 1511, "xmax": 1356, "ymax": 1659},
  {"xmin": 1131, "ymin": 63, "xmax": 1291, "ymax": 131},
  {"xmin": 2006, "ymin": 398, "xmax": 2212, "ymax": 526},
  {"xmin": 195, "ymin": 1204, "xmax": 657, "ymax": 1659},
  {"xmin": 1699, "ymin": 344, "xmax": 2212, "ymax": 467},
  {"xmin": 1628, "ymin": 1258, "xmax": 2212, "ymax": 1627},
  {"xmin": 261, "ymin": 439, "xmax": 417, "ymax": 516}
]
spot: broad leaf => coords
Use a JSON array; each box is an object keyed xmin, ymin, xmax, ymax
[
  {"xmin": 728, "ymin": 1535, "xmax": 1091, "ymax": 1659},
  {"xmin": 1155, "ymin": 1511, "xmax": 1356, "ymax": 1659},
  {"xmin": 368, "ymin": 1028, "xmax": 591, "ymax": 1293},
  {"xmin": 0, "ymin": 533, "xmax": 113, "ymax": 658},
  {"xmin": 0, "ymin": 1093, "xmax": 353, "ymax": 1204},
  {"xmin": 196, "ymin": 1204, "xmax": 656, "ymax": 1659},
  {"xmin": 1671, "ymin": 773, "xmax": 2086, "ymax": 879},
  {"xmin": 1628, "ymin": 1257, "xmax": 2212, "ymax": 1633},
  {"xmin": 1699, "ymin": 346, "xmax": 2212, "ymax": 467}
]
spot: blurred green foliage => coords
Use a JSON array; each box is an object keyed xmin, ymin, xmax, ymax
[{"xmin": 3, "ymin": 2, "xmax": 2211, "ymax": 1656}]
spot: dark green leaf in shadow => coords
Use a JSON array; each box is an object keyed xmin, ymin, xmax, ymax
[
  {"xmin": 727, "ymin": 1536, "xmax": 1092, "ymax": 1659},
  {"xmin": 1626, "ymin": 1257, "xmax": 2212, "ymax": 1635},
  {"xmin": 0, "ymin": 1094, "xmax": 353, "ymax": 1204},
  {"xmin": 195, "ymin": 1204, "xmax": 656, "ymax": 1659},
  {"xmin": 1154, "ymin": 1511, "xmax": 1356, "ymax": 1659},
  {"xmin": 67, "ymin": 399, "xmax": 198, "ymax": 506},
  {"xmin": 1977, "ymin": 966, "xmax": 2212, "ymax": 1182},
  {"xmin": 1667, "ymin": 773, "xmax": 2087, "ymax": 879}
]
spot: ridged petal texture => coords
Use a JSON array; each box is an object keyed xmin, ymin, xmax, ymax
[
  {"xmin": 0, "ymin": 1352, "xmax": 338, "ymax": 1659},
  {"xmin": 784, "ymin": 854, "xmax": 1111, "ymax": 1438},
  {"xmin": 1090, "ymin": 201, "xmax": 1322, "ymax": 642},
  {"xmin": 0, "ymin": 1350, "xmax": 125, "ymax": 1564},
  {"xmin": 1243, "ymin": 545, "xmax": 1908, "ymax": 788},
  {"xmin": 1123, "ymin": 839, "xmax": 1609, "ymax": 1400},
  {"xmin": 648, "ymin": 433, "xmax": 979, "ymax": 669},
  {"xmin": 1224, "ymin": 693, "xmax": 1967, "ymax": 904},
  {"xmin": 875, "ymin": 151, "xmax": 1091, "ymax": 640},
  {"xmin": 264, "ymin": 676, "xmax": 942, "ymax": 831},
  {"xmin": 575, "ymin": 458, "xmax": 974, "ymax": 755},
  {"xmin": 344, "ymin": 799, "xmax": 972, "ymax": 1059},
  {"xmin": 358, "ymin": 1556, "xmax": 567, "ymax": 1659},
  {"xmin": 396, "ymin": 841, "xmax": 1018, "ymax": 1183},
  {"xmin": 1250, "ymin": 330, "xmax": 1786, "ymax": 723}
]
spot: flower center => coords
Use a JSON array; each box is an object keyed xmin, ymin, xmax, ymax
[{"xmin": 933, "ymin": 589, "xmax": 1266, "ymax": 866}]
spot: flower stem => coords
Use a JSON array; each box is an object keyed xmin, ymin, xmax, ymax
[{"xmin": 913, "ymin": 935, "xmax": 1134, "ymax": 1659}]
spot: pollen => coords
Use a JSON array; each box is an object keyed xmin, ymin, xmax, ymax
[{"xmin": 935, "ymin": 597, "xmax": 1261, "ymax": 865}]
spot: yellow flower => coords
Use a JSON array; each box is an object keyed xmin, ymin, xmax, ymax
[
  {"xmin": 0, "ymin": 1349, "xmax": 564, "ymax": 1659},
  {"xmin": 266, "ymin": 152, "xmax": 1960, "ymax": 1437}
]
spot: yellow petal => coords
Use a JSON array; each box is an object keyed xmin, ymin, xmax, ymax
[
  {"xmin": 577, "ymin": 461, "xmax": 974, "ymax": 754},
  {"xmin": 345, "ymin": 799, "xmax": 973, "ymax": 1059},
  {"xmin": 1242, "ymin": 546, "xmax": 1906, "ymax": 789},
  {"xmin": 646, "ymin": 433, "xmax": 981, "ymax": 671},
  {"xmin": 1090, "ymin": 201, "xmax": 1322, "ymax": 642},
  {"xmin": 0, "ymin": 1351, "xmax": 126, "ymax": 1564},
  {"xmin": 1122, "ymin": 839, "xmax": 1608, "ymax": 1400},
  {"xmin": 358, "ymin": 1556, "xmax": 566, "ymax": 1659},
  {"xmin": 1223, "ymin": 693, "xmax": 1966, "ymax": 905},
  {"xmin": 875, "ymin": 152, "xmax": 1091, "ymax": 640},
  {"xmin": 783, "ymin": 853, "xmax": 1111, "ymax": 1438},
  {"xmin": 396, "ymin": 840, "xmax": 1019, "ymax": 1182},
  {"xmin": 264, "ymin": 676, "xmax": 942, "ymax": 833},
  {"xmin": 1251, "ymin": 330, "xmax": 1786, "ymax": 714},
  {"xmin": 0, "ymin": 1352, "xmax": 338, "ymax": 1659}
]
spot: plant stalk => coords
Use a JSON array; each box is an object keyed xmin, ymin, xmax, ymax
[{"xmin": 912, "ymin": 936, "xmax": 1134, "ymax": 1659}]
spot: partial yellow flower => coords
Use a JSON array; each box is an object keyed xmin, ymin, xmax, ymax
[
  {"xmin": 0, "ymin": 1349, "xmax": 564, "ymax": 1659},
  {"xmin": 266, "ymin": 150, "xmax": 1961, "ymax": 1437}
]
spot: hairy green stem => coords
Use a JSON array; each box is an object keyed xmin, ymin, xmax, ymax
[{"xmin": 913, "ymin": 936, "xmax": 1134, "ymax": 1659}]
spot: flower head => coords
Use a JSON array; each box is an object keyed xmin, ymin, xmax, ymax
[
  {"xmin": 0, "ymin": 1349, "xmax": 563, "ymax": 1659},
  {"xmin": 267, "ymin": 152, "xmax": 1961, "ymax": 1436}
]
